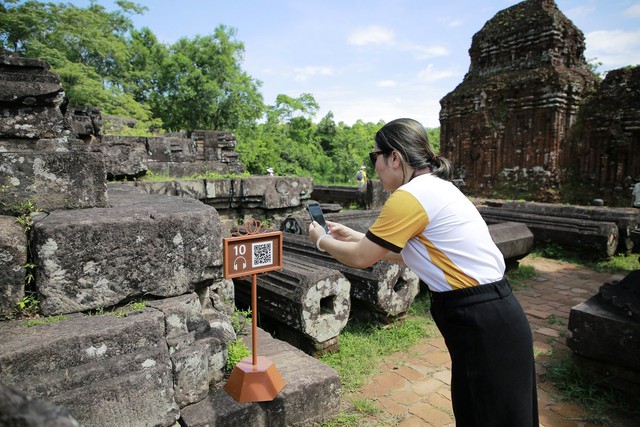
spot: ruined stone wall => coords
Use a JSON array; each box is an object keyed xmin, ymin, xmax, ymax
[
  {"xmin": 439, "ymin": 0, "xmax": 598, "ymax": 200},
  {"xmin": 0, "ymin": 54, "xmax": 339, "ymax": 427},
  {"xmin": 567, "ymin": 66, "xmax": 640, "ymax": 205},
  {"xmin": 0, "ymin": 55, "xmax": 109, "ymax": 214}
]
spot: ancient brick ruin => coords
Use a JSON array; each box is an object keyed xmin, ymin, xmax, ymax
[
  {"xmin": 67, "ymin": 105, "xmax": 246, "ymax": 180},
  {"xmin": 570, "ymin": 66, "xmax": 640, "ymax": 202},
  {"xmin": 439, "ymin": 0, "xmax": 639, "ymax": 205}
]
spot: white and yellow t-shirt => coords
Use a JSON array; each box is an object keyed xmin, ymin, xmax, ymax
[{"xmin": 366, "ymin": 174, "xmax": 505, "ymax": 292}]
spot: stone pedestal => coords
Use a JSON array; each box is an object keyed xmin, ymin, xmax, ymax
[{"xmin": 567, "ymin": 294, "xmax": 640, "ymax": 394}]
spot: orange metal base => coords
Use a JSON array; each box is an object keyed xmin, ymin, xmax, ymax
[{"xmin": 224, "ymin": 356, "xmax": 286, "ymax": 402}]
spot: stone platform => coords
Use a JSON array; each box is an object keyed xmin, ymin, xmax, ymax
[{"xmin": 181, "ymin": 328, "xmax": 341, "ymax": 427}]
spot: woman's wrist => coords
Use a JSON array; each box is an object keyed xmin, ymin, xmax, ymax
[{"xmin": 316, "ymin": 233, "xmax": 333, "ymax": 252}]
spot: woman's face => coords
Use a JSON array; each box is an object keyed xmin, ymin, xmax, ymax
[{"xmin": 373, "ymin": 146, "xmax": 402, "ymax": 191}]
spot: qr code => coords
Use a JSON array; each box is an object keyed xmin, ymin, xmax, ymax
[{"xmin": 252, "ymin": 241, "xmax": 273, "ymax": 267}]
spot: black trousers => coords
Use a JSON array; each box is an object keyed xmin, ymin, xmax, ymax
[{"xmin": 430, "ymin": 279, "xmax": 539, "ymax": 427}]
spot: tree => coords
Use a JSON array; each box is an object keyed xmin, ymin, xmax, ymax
[
  {"xmin": 122, "ymin": 27, "xmax": 168, "ymax": 105},
  {"xmin": 427, "ymin": 127, "xmax": 440, "ymax": 153},
  {"xmin": 1, "ymin": 2, "xmax": 265, "ymax": 134},
  {"xmin": 0, "ymin": 0, "xmax": 158, "ymax": 125},
  {"xmin": 151, "ymin": 26, "xmax": 264, "ymax": 132},
  {"xmin": 236, "ymin": 93, "xmax": 335, "ymax": 178}
]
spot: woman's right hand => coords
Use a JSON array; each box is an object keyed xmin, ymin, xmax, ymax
[{"xmin": 326, "ymin": 221, "xmax": 364, "ymax": 242}]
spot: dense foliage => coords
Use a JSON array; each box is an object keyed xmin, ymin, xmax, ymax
[{"xmin": 0, "ymin": 0, "xmax": 439, "ymax": 183}]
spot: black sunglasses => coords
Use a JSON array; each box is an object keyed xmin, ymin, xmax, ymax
[{"xmin": 369, "ymin": 150, "xmax": 388, "ymax": 166}]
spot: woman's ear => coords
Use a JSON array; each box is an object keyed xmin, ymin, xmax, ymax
[{"xmin": 391, "ymin": 150, "xmax": 402, "ymax": 168}]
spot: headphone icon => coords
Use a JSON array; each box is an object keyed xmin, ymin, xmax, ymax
[{"xmin": 233, "ymin": 256, "xmax": 247, "ymax": 270}]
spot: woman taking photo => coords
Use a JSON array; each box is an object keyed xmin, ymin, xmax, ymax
[{"xmin": 308, "ymin": 118, "xmax": 538, "ymax": 426}]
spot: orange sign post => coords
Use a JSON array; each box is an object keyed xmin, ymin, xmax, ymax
[{"xmin": 222, "ymin": 230, "xmax": 286, "ymax": 402}]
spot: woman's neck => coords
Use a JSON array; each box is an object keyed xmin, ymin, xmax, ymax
[{"xmin": 409, "ymin": 167, "xmax": 432, "ymax": 181}]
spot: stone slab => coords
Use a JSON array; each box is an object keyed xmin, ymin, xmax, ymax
[
  {"xmin": 567, "ymin": 295, "xmax": 640, "ymax": 371},
  {"xmin": 0, "ymin": 309, "xmax": 180, "ymax": 427},
  {"xmin": 31, "ymin": 186, "xmax": 224, "ymax": 315},
  {"xmin": 180, "ymin": 328, "xmax": 341, "ymax": 427}
]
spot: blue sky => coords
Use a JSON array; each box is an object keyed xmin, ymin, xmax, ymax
[{"xmin": 68, "ymin": 0, "xmax": 639, "ymax": 128}]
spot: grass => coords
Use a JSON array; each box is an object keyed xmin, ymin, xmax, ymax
[
  {"xmin": 320, "ymin": 293, "xmax": 435, "ymax": 393},
  {"xmin": 506, "ymin": 263, "xmax": 537, "ymax": 289},
  {"xmin": 84, "ymin": 300, "xmax": 146, "ymax": 318},
  {"xmin": 23, "ymin": 314, "xmax": 68, "ymax": 327},
  {"xmin": 319, "ymin": 293, "xmax": 436, "ymax": 425},
  {"xmin": 545, "ymin": 356, "xmax": 640, "ymax": 425},
  {"xmin": 530, "ymin": 243, "xmax": 640, "ymax": 273},
  {"xmin": 592, "ymin": 252, "xmax": 640, "ymax": 272}
]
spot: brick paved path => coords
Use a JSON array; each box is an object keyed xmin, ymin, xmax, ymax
[{"xmin": 348, "ymin": 255, "xmax": 632, "ymax": 427}]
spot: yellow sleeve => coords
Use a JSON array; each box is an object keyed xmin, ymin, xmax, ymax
[{"xmin": 368, "ymin": 190, "xmax": 428, "ymax": 251}]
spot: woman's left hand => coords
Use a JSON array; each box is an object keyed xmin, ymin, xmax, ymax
[{"xmin": 308, "ymin": 221, "xmax": 327, "ymax": 246}]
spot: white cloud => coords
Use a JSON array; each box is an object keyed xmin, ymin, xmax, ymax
[
  {"xmin": 585, "ymin": 29, "xmax": 640, "ymax": 68},
  {"xmin": 564, "ymin": 6, "xmax": 597, "ymax": 19},
  {"xmin": 292, "ymin": 66, "xmax": 336, "ymax": 82},
  {"xmin": 377, "ymin": 80, "xmax": 397, "ymax": 87},
  {"xmin": 417, "ymin": 64, "xmax": 459, "ymax": 81},
  {"xmin": 404, "ymin": 43, "xmax": 450, "ymax": 60},
  {"xmin": 438, "ymin": 17, "xmax": 462, "ymax": 28},
  {"xmin": 346, "ymin": 26, "xmax": 447, "ymax": 60},
  {"xmin": 348, "ymin": 25, "xmax": 394, "ymax": 46},
  {"xmin": 625, "ymin": 3, "xmax": 640, "ymax": 17},
  {"xmin": 316, "ymin": 88, "xmax": 443, "ymax": 128}
]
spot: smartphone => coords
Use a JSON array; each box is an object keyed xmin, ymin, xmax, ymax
[{"xmin": 306, "ymin": 202, "xmax": 329, "ymax": 233}]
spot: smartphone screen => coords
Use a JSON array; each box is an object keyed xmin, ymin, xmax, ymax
[{"xmin": 307, "ymin": 202, "xmax": 329, "ymax": 233}]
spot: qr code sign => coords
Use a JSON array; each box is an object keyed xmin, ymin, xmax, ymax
[{"xmin": 252, "ymin": 241, "xmax": 273, "ymax": 267}]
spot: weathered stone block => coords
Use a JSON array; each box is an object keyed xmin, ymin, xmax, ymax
[
  {"xmin": 0, "ymin": 309, "xmax": 180, "ymax": 427},
  {"xmin": 487, "ymin": 221, "xmax": 534, "ymax": 264},
  {"xmin": 234, "ymin": 257, "xmax": 351, "ymax": 344},
  {"xmin": 203, "ymin": 179, "xmax": 236, "ymax": 208},
  {"xmin": 237, "ymin": 177, "xmax": 312, "ymax": 209},
  {"xmin": 172, "ymin": 344, "xmax": 210, "ymax": 407},
  {"xmin": 65, "ymin": 105, "xmax": 102, "ymax": 137},
  {"xmin": 0, "ymin": 382, "xmax": 82, "ymax": 427},
  {"xmin": 148, "ymin": 136, "xmax": 196, "ymax": 163},
  {"xmin": 180, "ymin": 328, "xmax": 341, "ymax": 427},
  {"xmin": 567, "ymin": 295, "xmax": 640, "ymax": 372},
  {"xmin": 147, "ymin": 293, "xmax": 229, "ymax": 393},
  {"xmin": 31, "ymin": 187, "xmax": 223, "ymax": 315},
  {"xmin": 96, "ymin": 135, "xmax": 148, "ymax": 178},
  {"xmin": 0, "ymin": 104, "xmax": 69, "ymax": 139},
  {"xmin": 282, "ymin": 233, "xmax": 419, "ymax": 318},
  {"xmin": 0, "ymin": 56, "xmax": 62, "ymax": 103},
  {"xmin": 116, "ymin": 177, "xmax": 313, "ymax": 213},
  {"xmin": 0, "ymin": 215, "xmax": 27, "ymax": 318},
  {"xmin": 201, "ymin": 278, "xmax": 236, "ymax": 342},
  {"xmin": 0, "ymin": 151, "xmax": 108, "ymax": 214},
  {"xmin": 148, "ymin": 293, "xmax": 202, "ymax": 339},
  {"xmin": 0, "ymin": 136, "xmax": 83, "ymax": 152},
  {"xmin": 200, "ymin": 335, "xmax": 227, "ymax": 384},
  {"xmin": 174, "ymin": 179, "xmax": 208, "ymax": 200},
  {"xmin": 0, "ymin": 54, "xmax": 69, "ymax": 139}
]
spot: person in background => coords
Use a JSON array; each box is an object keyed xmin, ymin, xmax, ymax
[
  {"xmin": 266, "ymin": 167, "xmax": 274, "ymax": 176},
  {"xmin": 355, "ymin": 165, "xmax": 367, "ymax": 192},
  {"xmin": 308, "ymin": 118, "xmax": 538, "ymax": 427}
]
